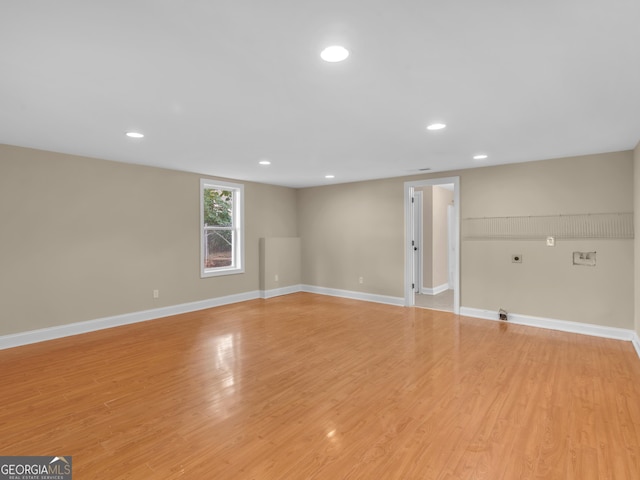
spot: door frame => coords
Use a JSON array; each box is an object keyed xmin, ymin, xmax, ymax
[
  {"xmin": 404, "ymin": 176, "xmax": 460, "ymax": 313},
  {"xmin": 447, "ymin": 204, "xmax": 456, "ymax": 288},
  {"xmin": 412, "ymin": 190, "xmax": 423, "ymax": 294}
]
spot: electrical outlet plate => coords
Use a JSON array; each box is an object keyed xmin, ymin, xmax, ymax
[
  {"xmin": 546, "ymin": 236, "xmax": 555, "ymax": 247},
  {"xmin": 573, "ymin": 251, "xmax": 596, "ymax": 266},
  {"xmin": 511, "ymin": 254, "xmax": 522, "ymax": 263}
]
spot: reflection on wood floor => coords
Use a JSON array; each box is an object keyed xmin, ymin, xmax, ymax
[{"xmin": 1, "ymin": 292, "xmax": 639, "ymax": 479}]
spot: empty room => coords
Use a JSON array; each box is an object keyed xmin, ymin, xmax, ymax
[{"xmin": 1, "ymin": 1, "xmax": 640, "ymax": 479}]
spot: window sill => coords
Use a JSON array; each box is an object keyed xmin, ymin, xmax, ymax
[{"xmin": 201, "ymin": 266, "xmax": 245, "ymax": 278}]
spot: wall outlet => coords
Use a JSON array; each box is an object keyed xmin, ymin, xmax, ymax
[
  {"xmin": 358, "ymin": 276, "xmax": 364, "ymax": 284},
  {"xmin": 546, "ymin": 236, "xmax": 555, "ymax": 247},
  {"xmin": 573, "ymin": 251, "xmax": 596, "ymax": 266},
  {"xmin": 153, "ymin": 289, "xmax": 159, "ymax": 299},
  {"xmin": 274, "ymin": 274, "xmax": 279, "ymax": 282},
  {"xmin": 511, "ymin": 254, "xmax": 523, "ymax": 263}
]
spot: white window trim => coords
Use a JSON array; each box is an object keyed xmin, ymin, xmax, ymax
[{"xmin": 200, "ymin": 178, "xmax": 245, "ymax": 278}]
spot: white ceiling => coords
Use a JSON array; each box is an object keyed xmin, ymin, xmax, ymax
[{"xmin": 1, "ymin": 1, "xmax": 639, "ymax": 188}]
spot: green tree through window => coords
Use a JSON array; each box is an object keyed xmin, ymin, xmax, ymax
[{"xmin": 200, "ymin": 180, "xmax": 244, "ymax": 276}]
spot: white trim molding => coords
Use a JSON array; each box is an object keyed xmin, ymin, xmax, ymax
[
  {"xmin": 460, "ymin": 307, "xmax": 637, "ymax": 343},
  {"xmin": 260, "ymin": 285, "xmax": 303, "ymax": 299},
  {"xmin": 632, "ymin": 333, "xmax": 640, "ymax": 359},
  {"xmin": 404, "ymin": 177, "xmax": 460, "ymax": 314},
  {"xmin": 200, "ymin": 178, "xmax": 245, "ymax": 278},
  {"xmin": 301, "ymin": 285, "xmax": 404, "ymax": 307},
  {"xmin": 0, "ymin": 291, "xmax": 261, "ymax": 351},
  {"xmin": 421, "ymin": 283, "xmax": 449, "ymax": 296}
]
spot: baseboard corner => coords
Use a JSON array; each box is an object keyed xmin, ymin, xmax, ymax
[
  {"xmin": 632, "ymin": 332, "xmax": 640, "ymax": 360},
  {"xmin": 260, "ymin": 284, "xmax": 303, "ymax": 299},
  {"xmin": 421, "ymin": 283, "xmax": 449, "ymax": 296}
]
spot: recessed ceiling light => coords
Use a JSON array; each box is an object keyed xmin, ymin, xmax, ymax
[
  {"xmin": 126, "ymin": 132, "xmax": 144, "ymax": 138},
  {"xmin": 473, "ymin": 154, "xmax": 488, "ymax": 160},
  {"xmin": 325, "ymin": 174, "xmax": 335, "ymax": 179},
  {"xmin": 258, "ymin": 159, "xmax": 271, "ymax": 165},
  {"xmin": 320, "ymin": 46, "xmax": 349, "ymax": 63},
  {"xmin": 426, "ymin": 123, "xmax": 446, "ymax": 131}
]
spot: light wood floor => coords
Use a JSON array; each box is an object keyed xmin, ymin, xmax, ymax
[{"xmin": 1, "ymin": 293, "xmax": 639, "ymax": 479}]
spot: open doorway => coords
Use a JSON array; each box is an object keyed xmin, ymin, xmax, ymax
[{"xmin": 404, "ymin": 177, "xmax": 460, "ymax": 313}]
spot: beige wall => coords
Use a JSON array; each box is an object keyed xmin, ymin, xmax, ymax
[
  {"xmin": 1, "ymin": 144, "xmax": 636, "ymax": 337},
  {"xmin": 418, "ymin": 186, "xmax": 453, "ymax": 290},
  {"xmin": 298, "ymin": 178, "xmax": 405, "ymax": 296},
  {"xmin": 635, "ymin": 141, "xmax": 640, "ymax": 338},
  {"xmin": 419, "ymin": 187, "xmax": 434, "ymax": 288},
  {"xmin": 0, "ymin": 144, "xmax": 298, "ymax": 336},
  {"xmin": 260, "ymin": 237, "xmax": 301, "ymax": 291},
  {"xmin": 461, "ymin": 151, "xmax": 634, "ymax": 328},
  {"xmin": 298, "ymin": 151, "xmax": 634, "ymax": 328},
  {"xmin": 432, "ymin": 186, "xmax": 453, "ymax": 288}
]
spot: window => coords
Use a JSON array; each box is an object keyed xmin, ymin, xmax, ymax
[{"xmin": 200, "ymin": 179, "xmax": 244, "ymax": 277}]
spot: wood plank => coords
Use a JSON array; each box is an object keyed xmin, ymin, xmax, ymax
[{"xmin": 1, "ymin": 293, "xmax": 639, "ymax": 479}]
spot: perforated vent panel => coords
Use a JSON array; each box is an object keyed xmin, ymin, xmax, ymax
[{"xmin": 462, "ymin": 213, "xmax": 634, "ymax": 240}]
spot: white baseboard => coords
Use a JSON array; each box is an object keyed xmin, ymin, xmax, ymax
[
  {"xmin": 301, "ymin": 284, "xmax": 405, "ymax": 307},
  {"xmin": 421, "ymin": 283, "xmax": 449, "ymax": 295},
  {"xmin": 460, "ymin": 307, "xmax": 637, "ymax": 343},
  {"xmin": 632, "ymin": 333, "xmax": 640, "ymax": 359},
  {"xmin": 260, "ymin": 285, "xmax": 303, "ymax": 299},
  {"xmin": 0, "ymin": 290, "xmax": 261, "ymax": 351},
  {"xmin": 0, "ymin": 285, "xmax": 402, "ymax": 351},
  {"xmin": 5, "ymin": 288, "xmax": 637, "ymax": 362}
]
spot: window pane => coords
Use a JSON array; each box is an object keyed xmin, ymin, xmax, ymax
[
  {"xmin": 203, "ymin": 188, "xmax": 233, "ymax": 227},
  {"xmin": 201, "ymin": 179, "xmax": 243, "ymax": 277},
  {"xmin": 204, "ymin": 229, "xmax": 233, "ymax": 268}
]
